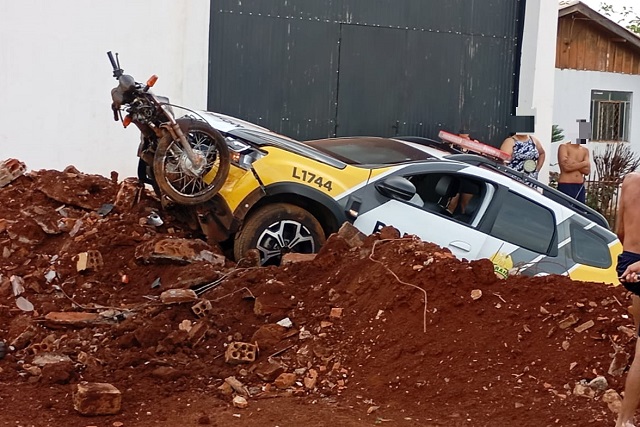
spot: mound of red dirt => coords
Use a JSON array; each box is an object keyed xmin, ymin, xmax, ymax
[{"xmin": 0, "ymin": 162, "xmax": 636, "ymax": 426}]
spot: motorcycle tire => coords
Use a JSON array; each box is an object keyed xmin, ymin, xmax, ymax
[{"xmin": 153, "ymin": 118, "xmax": 230, "ymax": 205}]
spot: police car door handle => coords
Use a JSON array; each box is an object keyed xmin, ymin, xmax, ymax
[{"xmin": 449, "ymin": 241, "xmax": 471, "ymax": 252}]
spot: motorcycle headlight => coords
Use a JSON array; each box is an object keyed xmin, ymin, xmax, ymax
[{"xmin": 226, "ymin": 137, "xmax": 265, "ymax": 169}]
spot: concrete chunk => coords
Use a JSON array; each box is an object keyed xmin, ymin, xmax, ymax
[{"xmin": 73, "ymin": 382, "xmax": 122, "ymax": 415}]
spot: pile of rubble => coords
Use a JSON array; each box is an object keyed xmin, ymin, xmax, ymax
[{"xmin": 0, "ymin": 159, "xmax": 637, "ymax": 426}]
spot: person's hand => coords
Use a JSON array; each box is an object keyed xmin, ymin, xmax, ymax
[
  {"xmin": 529, "ymin": 171, "xmax": 539, "ymax": 180},
  {"xmin": 620, "ymin": 263, "xmax": 640, "ymax": 283}
]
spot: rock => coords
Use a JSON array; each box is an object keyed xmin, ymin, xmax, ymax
[
  {"xmin": 255, "ymin": 362, "xmax": 285, "ymax": 382},
  {"xmin": 160, "ymin": 289, "xmax": 198, "ymax": 304},
  {"xmin": 73, "ymin": 382, "xmax": 122, "ymax": 415},
  {"xmin": 587, "ymin": 376, "xmax": 608, "ymax": 392},
  {"xmin": 304, "ymin": 369, "xmax": 318, "ymax": 389},
  {"xmin": 32, "ymin": 353, "xmax": 72, "ymax": 367},
  {"xmin": 232, "ymin": 395, "xmax": 248, "ymax": 409},
  {"xmin": 337, "ymin": 222, "xmax": 367, "ymax": 248},
  {"xmin": 280, "ymin": 253, "xmax": 317, "ymax": 265},
  {"xmin": 188, "ymin": 321, "xmax": 209, "ymax": 345},
  {"xmin": 224, "ymin": 376, "xmax": 249, "ymax": 397},
  {"xmin": 602, "ymin": 389, "xmax": 623, "ymax": 414},
  {"xmin": 573, "ymin": 382, "xmax": 595, "ymax": 399},
  {"xmin": 151, "ymin": 366, "xmax": 184, "ymax": 381},
  {"xmin": 329, "ymin": 307, "xmax": 343, "ymax": 318},
  {"xmin": 609, "ymin": 346, "xmax": 630, "ymax": 377},
  {"xmin": 378, "ymin": 225, "xmax": 401, "ymax": 240},
  {"xmin": 135, "ymin": 238, "xmax": 224, "ymax": 266},
  {"xmin": 574, "ymin": 320, "xmax": 595, "ymax": 333},
  {"xmin": 558, "ymin": 314, "xmax": 579, "ymax": 329},
  {"xmin": 44, "ymin": 312, "xmax": 104, "ymax": 327},
  {"xmin": 274, "ymin": 372, "xmax": 297, "ymax": 389},
  {"xmin": 251, "ymin": 324, "xmax": 287, "ymax": 352}
]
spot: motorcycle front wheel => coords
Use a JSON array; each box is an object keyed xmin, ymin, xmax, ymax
[{"xmin": 153, "ymin": 118, "xmax": 230, "ymax": 205}]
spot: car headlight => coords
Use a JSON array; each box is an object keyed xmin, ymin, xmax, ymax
[{"xmin": 225, "ymin": 137, "xmax": 265, "ymax": 169}]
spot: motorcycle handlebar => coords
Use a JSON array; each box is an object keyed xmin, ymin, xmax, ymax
[{"xmin": 107, "ymin": 51, "xmax": 124, "ymax": 79}]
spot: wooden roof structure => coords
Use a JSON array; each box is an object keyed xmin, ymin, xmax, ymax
[{"xmin": 557, "ymin": 1, "xmax": 640, "ymax": 73}]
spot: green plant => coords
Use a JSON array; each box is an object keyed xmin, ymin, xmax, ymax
[
  {"xmin": 551, "ymin": 125, "xmax": 565, "ymax": 143},
  {"xmin": 600, "ymin": 3, "xmax": 640, "ymax": 34},
  {"xmin": 585, "ymin": 142, "xmax": 640, "ymax": 229}
]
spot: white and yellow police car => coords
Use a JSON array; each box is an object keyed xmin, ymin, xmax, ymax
[{"xmin": 191, "ymin": 111, "xmax": 620, "ymax": 284}]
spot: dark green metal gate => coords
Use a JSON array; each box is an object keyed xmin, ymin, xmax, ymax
[{"xmin": 208, "ymin": 0, "xmax": 526, "ymax": 146}]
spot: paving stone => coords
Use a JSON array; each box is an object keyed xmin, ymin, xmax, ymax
[{"xmin": 73, "ymin": 382, "xmax": 122, "ymax": 415}]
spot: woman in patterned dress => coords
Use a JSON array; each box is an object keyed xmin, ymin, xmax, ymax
[{"xmin": 500, "ymin": 133, "xmax": 546, "ymax": 180}]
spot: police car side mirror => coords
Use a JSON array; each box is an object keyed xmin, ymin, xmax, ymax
[{"xmin": 375, "ymin": 176, "xmax": 416, "ymax": 201}]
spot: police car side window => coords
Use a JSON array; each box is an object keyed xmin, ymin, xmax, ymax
[
  {"xmin": 489, "ymin": 191, "xmax": 555, "ymax": 254},
  {"xmin": 569, "ymin": 223, "xmax": 612, "ymax": 268}
]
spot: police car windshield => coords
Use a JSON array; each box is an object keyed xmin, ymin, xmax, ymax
[{"xmin": 303, "ymin": 137, "xmax": 434, "ymax": 165}]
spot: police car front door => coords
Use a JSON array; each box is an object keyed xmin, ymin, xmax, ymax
[{"xmin": 353, "ymin": 199, "xmax": 490, "ymax": 260}]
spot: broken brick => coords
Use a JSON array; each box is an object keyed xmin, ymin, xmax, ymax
[
  {"xmin": 0, "ymin": 159, "xmax": 26, "ymax": 188},
  {"xmin": 191, "ymin": 299, "xmax": 213, "ymax": 318},
  {"xmin": 76, "ymin": 250, "xmax": 104, "ymax": 272},
  {"xmin": 280, "ymin": 253, "xmax": 317, "ymax": 265},
  {"xmin": 225, "ymin": 341, "xmax": 257, "ymax": 364},
  {"xmin": 160, "ymin": 289, "xmax": 198, "ymax": 304}
]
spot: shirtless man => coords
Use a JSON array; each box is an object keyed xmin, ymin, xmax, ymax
[
  {"xmin": 557, "ymin": 141, "xmax": 590, "ymax": 203},
  {"xmin": 615, "ymin": 172, "xmax": 640, "ymax": 427}
]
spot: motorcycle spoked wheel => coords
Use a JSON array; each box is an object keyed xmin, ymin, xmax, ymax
[{"xmin": 153, "ymin": 119, "xmax": 230, "ymax": 205}]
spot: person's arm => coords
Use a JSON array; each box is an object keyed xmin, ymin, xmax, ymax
[
  {"xmin": 558, "ymin": 143, "xmax": 590, "ymax": 172},
  {"xmin": 533, "ymin": 136, "xmax": 545, "ymax": 172},
  {"xmin": 500, "ymin": 138, "xmax": 515, "ymax": 164},
  {"xmin": 578, "ymin": 148, "xmax": 591, "ymax": 175},
  {"xmin": 617, "ymin": 177, "xmax": 626, "ymax": 244}
]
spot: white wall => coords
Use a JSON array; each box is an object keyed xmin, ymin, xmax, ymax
[
  {"xmin": 518, "ymin": 0, "xmax": 560, "ymax": 184},
  {"xmin": 0, "ymin": 0, "xmax": 210, "ymax": 178},
  {"xmin": 551, "ymin": 69, "xmax": 640, "ymax": 172}
]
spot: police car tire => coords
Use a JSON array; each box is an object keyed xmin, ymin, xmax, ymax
[{"xmin": 234, "ymin": 203, "xmax": 326, "ymax": 265}]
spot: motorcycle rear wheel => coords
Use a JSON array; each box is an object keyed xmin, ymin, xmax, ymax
[{"xmin": 154, "ymin": 118, "xmax": 230, "ymax": 205}]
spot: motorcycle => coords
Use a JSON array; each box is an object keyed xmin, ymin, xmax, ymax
[{"xmin": 107, "ymin": 51, "xmax": 229, "ymax": 205}]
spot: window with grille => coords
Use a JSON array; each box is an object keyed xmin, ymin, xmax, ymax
[{"xmin": 590, "ymin": 90, "xmax": 632, "ymax": 142}]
